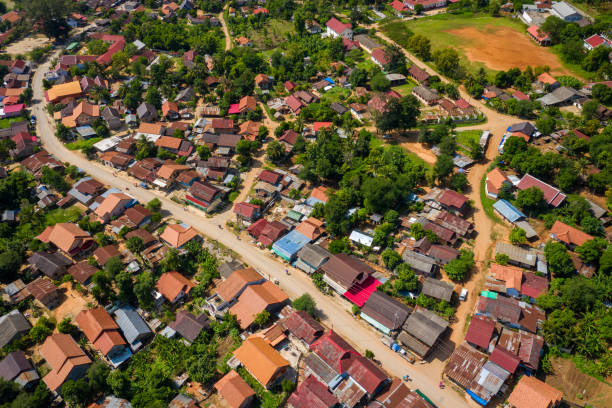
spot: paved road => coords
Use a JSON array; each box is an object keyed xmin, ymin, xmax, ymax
[{"xmin": 31, "ymin": 53, "xmax": 472, "ymax": 407}]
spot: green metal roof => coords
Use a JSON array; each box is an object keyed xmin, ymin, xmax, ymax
[
  {"xmin": 480, "ymin": 291, "xmax": 498, "ymax": 299},
  {"xmin": 66, "ymin": 42, "xmax": 79, "ymax": 51},
  {"xmin": 287, "ymin": 210, "xmax": 303, "ymax": 221}
]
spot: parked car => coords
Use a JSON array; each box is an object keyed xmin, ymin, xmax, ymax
[{"xmin": 459, "ymin": 288, "xmax": 468, "ymax": 301}]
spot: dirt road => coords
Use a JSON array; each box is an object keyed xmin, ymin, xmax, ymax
[
  {"xmin": 31, "ymin": 52, "xmax": 472, "ymax": 408},
  {"xmin": 372, "ymin": 27, "xmax": 518, "ymax": 344},
  {"xmin": 219, "ymin": 6, "xmax": 231, "ymax": 51}
]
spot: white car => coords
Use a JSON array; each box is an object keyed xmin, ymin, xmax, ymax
[{"xmin": 459, "ymin": 288, "xmax": 468, "ymax": 301}]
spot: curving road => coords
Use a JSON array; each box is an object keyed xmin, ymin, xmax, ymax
[{"xmin": 32, "ymin": 52, "xmax": 473, "ymax": 407}]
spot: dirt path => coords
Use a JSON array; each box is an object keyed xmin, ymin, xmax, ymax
[
  {"xmin": 219, "ymin": 6, "xmax": 231, "ymax": 51},
  {"xmin": 372, "ymin": 24, "xmax": 517, "ymax": 345}
]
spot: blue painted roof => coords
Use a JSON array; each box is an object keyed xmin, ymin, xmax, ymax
[
  {"xmin": 493, "ymin": 199, "xmax": 525, "ymax": 223},
  {"xmin": 272, "ymin": 230, "xmax": 310, "ymax": 257}
]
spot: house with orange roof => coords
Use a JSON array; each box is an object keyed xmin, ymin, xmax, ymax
[
  {"xmin": 1, "ymin": 11, "xmax": 23, "ymax": 25},
  {"xmin": 233, "ymin": 336, "xmax": 290, "ymax": 388},
  {"xmin": 160, "ymin": 223, "xmax": 199, "ymax": 249},
  {"xmin": 161, "ymin": 101, "xmax": 179, "ymax": 120},
  {"xmin": 235, "ymin": 36, "xmax": 251, "ymax": 47},
  {"xmin": 36, "ymin": 223, "xmax": 94, "ymax": 256},
  {"xmin": 94, "ymin": 193, "xmax": 133, "ymax": 223},
  {"xmin": 156, "ymin": 271, "xmax": 195, "ymax": 303},
  {"xmin": 306, "ymin": 186, "xmax": 330, "ymax": 206},
  {"xmin": 489, "ymin": 263, "xmax": 523, "ymax": 298},
  {"xmin": 295, "ymin": 217, "xmax": 325, "ymax": 241},
  {"xmin": 239, "ymin": 95, "xmax": 257, "ymax": 113},
  {"xmin": 75, "ymin": 307, "xmax": 131, "ymax": 366},
  {"xmin": 485, "ymin": 168, "xmax": 511, "ymax": 199},
  {"xmin": 136, "ymin": 122, "xmax": 165, "ymax": 141},
  {"xmin": 508, "ymin": 375, "xmax": 562, "ymax": 408},
  {"xmin": 207, "ymin": 267, "xmax": 265, "ymax": 314},
  {"xmin": 550, "ymin": 220, "xmax": 593, "ymax": 248},
  {"xmin": 154, "ymin": 161, "xmax": 190, "ymax": 189},
  {"xmin": 229, "ymin": 281, "xmax": 289, "ymax": 329},
  {"xmin": 155, "ymin": 136, "xmax": 183, "ymax": 154},
  {"xmin": 535, "ymin": 72, "xmax": 559, "ymax": 89},
  {"xmin": 61, "ymin": 101, "xmax": 100, "ymax": 128},
  {"xmin": 46, "ymin": 81, "xmax": 82, "ymax": 104},
  {"xmin": 214, "ymin": 370, "xmax": 256, "ymax": 408},
  {"xmin": 238, "ymin": 120, "xmax": 261, "ymax": 141},
  {"xmin": 40, "ymin": 333, "xmax": 91, "ymax": 392}
]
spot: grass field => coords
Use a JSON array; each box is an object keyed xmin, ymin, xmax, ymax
[
  {"xmin": 320, "ymin": 87, "xmax": 351, "ymax": 104},
  {"xmin": 393, "ymin": 82, "xmax": 417, "ymax": 97},
  {"xmin": 0, "ymin": 117, "xmax": 25, "ymax": 129},
  {"xmin": 66, "ymin": 137, "xmax": 102, "ymax": 150},
  {"xmin": 248, "ymin": 19, "xmax": 294, "ymax": 50},
  {"xmin": 45, "ymin": 206, "xmax": 82, "ymax": 226},
  {"xmin": 480, "ymin": 172, "xmax": 503, "ymax": 225},
  {"xmin": 455, "ymin": 130, "xmax": 481, "ymax": 146},
  {"xmin": 381, "ymin": 12, "xmax": 581, "ymax": 78}
]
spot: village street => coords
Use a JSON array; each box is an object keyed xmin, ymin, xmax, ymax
[{"xmin": 32, "ymin": 50, "xmax": 476, "ymax": 408}]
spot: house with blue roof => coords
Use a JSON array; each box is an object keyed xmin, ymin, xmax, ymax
[
  {"xmin": 493, "ymin": 200, "xmax": 525, "ymax": 224},
  {"xmin": 272, "ymin": 230, "xmax": 311, "ymax": 262},
  {"xmin": 114, "ymin": 306, "xmax": 153, "ymax": 352}
]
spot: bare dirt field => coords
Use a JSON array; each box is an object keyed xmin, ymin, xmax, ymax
[
  {"xmin": 445, "ymin": 26, "xmax": 571, "ymax": 75},
  {"xmin": 546, "ymin": 357, "xmax": 612, "ymax": 408},
  {"xmin": 4, "ymin": 35, "xmax": 51, "ymax": 57},
  {"xmin": 48, "ymin": 283, "xmax": 94, "ymax": 322}
]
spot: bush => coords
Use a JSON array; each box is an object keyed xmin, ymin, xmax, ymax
[{"xmin": 292, "ymin": 294, "xmax": 317, "ymax": 317}]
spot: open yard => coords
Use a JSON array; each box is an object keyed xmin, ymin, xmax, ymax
[
  {"xmin": 66, "ymin": 137, "xmax": 102, "ymax": 150},
  {"xmin": 44, "ymin": 206, "xmax": 82, "ymax": 225},
  {"xmin": 546, "ymin": 357, "xmax": 612, "ymax": 408},
  {"xmin": 4, "ymin": 35, "xmax": 51, "ymax": 57},
  {"xmin": 382, "ymin": 13, "xmax": 574, "ymax": 77},
  {"xmin": 247, "ymin": 19, "xmax": 294, "ymax": 49}
]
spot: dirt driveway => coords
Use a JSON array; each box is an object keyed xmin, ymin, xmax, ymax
[
  {"xmin": 4, "ymin": 35, "xmax": 51, "ymax": 56},
  {"xmin": 49, "ymin": 282, "xmax": 94, "ymax": 322}
]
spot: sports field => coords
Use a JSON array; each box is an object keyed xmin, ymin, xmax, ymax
[{"xmin": 382, "ymin": 13, "xmax": 573, "ymax": 76}]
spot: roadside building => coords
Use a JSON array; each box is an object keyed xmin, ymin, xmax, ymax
[
  {"xmin": 421, "ymin": 278, "xmax": 454, "ymax": 302},
  {"xmin": 40, "ymin": 333, "xmax": 91, "ymax": 392},
  {"xmin": 398, "ymin": 307, "xmax": 449, "ymax": 358},
  {"xmin": 360, "ymin": 291, "xmax": 412, "ymax": 335},
  {"xmin": 233, "ymin": 336, "xmax": 290, "ymax": 388},
  {"xmin": 295, "ymin": 244, "xmax": 331, "ymax": 274},
  {"xmin": 465, "ymin": 315, "xmax": 496, "ymax": 352}
]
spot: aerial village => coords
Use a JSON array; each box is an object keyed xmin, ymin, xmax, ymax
[{"xmin": 0, "ymin": 0, "xmax": 611, "ymax": 408}]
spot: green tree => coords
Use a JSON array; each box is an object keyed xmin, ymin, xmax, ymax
[
  {"xmin": 146, "ymin": 198, "xmax": 162, "ymax": 212},
  {"xmin": 381, "ymin": 249, "xmax": 402, "ymax": 270},
  {"xmin": 407, "ymin": 34, "xmax": 431, "ymax": 60},
  {"xmin": 432, "ymin": 48, "xmax": 461, "ymax": 78},
  {"xmin": 544, "ymin": 241, "xmax": 575, "ymax": 277},
  {"xmin": 292, "ymin": 293, "xmax": 317, "ymax": 317},
  {"xmin": 134, "ymin": 271, "xmax": 155, "ymax": 309},
  {"xmin": 41, "ymin": 166, "xmax": 69, "ymax": 193},
  {"xmin": 186, "ymin": 348, "xmax": 217, "ymax": 384},
  {"xmin": 434, "ymin": 154, "xmax": 454, "ymax": 182},
  {"xmin": 449, "ymin": 172, "xmax": 468, "ymax": 193},
  {"xmin": 266, "ymin": 140, "xmax": 285, "ymax": 163},
  {"xmin": 126, "ymin": 236, "xmax": 144, "ymax": 254},
  {"xmin": 509, "ymin": 227, "xmax": 527, "ymax": 245},
  {"xmin": 328, "ymin": 237, "xmax": 351, "ymax": 254},
  {"xmin": 444, "ymin": 249, "xmax": 474, "ymax": 282},
  {"xmin": 116, "ymin": 271, "xmax": 135, "ymax": 303},
  {"xmin": 57, "ymin": 317, "xmax": 77, "ymax": 335},
  {"xmin": 55, "ymin": 122, "xmax": 72, "ymax": 141},
  {"xmin": 515, "ymin": 186, "xmax": 546, "ymax": 216},
  {"xmin": 394, "ymin": 263, "xmax": 418, "ymax": 292},
  {"xmin": 576, "ymin": 237, "xmax": 608, "ymax": 266},
  {"xmin": 371, "ymin": 73, "xmax": 390, "ymax": 92},
  {"xmin": 0, "ymin": 250, "xmax": 21, "ymax": 283},
  {"xmin": 253, "ymin": 310, "xmax": 270, "ymax": 328},
  {"xmin": 24, "ymin": 0, "xmax": 72, "ymax": 38}
]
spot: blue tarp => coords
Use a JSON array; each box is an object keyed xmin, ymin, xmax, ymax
[
  {"xmin": 324, "ymin": 77, "xmax": 335, "ymax": 84},
  {"xmin": 466, "ymin": 390, "xmax": 488, "ymax": 406}
]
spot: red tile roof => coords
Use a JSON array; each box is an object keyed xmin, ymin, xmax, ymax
[
  {"xmin": 371, "ymin": 48, "xmax": 390, "ymax": 66},
  {"xmin": 310, "ymin": 330, "xmax": 358, "ymax": 373},
  {"xmin": 257, "ymin": 169, "xmax": 281, "ymax": 185},
  {"xmin": 233, "ymin": 202, "xmax": 260, "ymax": 219},
  {"xmin": 550, "ymin": 220, "xmax": 593, "ymax": 247},
  {"xmin": 585, "ymin": 34, "xmax": 606, "ymax": 48},
  {"xmin": 489, "ymin": 346, "xmax": 520, "ymax": 374},
  {"xmin": 284, "ymin": 310, "xmax": 325, "ymax": 345},
  {"xmin": 521, "ymin": 272, "xmax": 548, "ymax": 299},
  {"xmin": 326, "ymin": 17, "xmax": 351, "ymax": 36},
  {"xmin": 438, "ymin": 189, "xmax": 469, "ymax": 210},
  {"xmin": 517, "ymin": 174, "xmax": 566, "ymax": 207},
  {"xmin": 287, "ymin": 375, "xmax": 338, "ymax": 408},
  {"xmin": 465, "ymin": 315, "xmax": 495, "ymax": 349}
]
